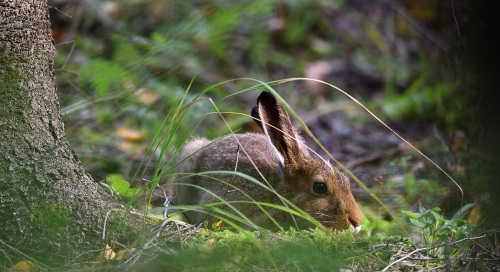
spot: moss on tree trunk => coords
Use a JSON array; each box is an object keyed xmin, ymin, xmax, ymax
[{"xmin": 0, "ymin": 0, "xmax": 142, "ymax": 266}]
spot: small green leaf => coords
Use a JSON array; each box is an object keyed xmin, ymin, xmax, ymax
[
  {"xmin": 107, "ymin": 174, "xmax": 125, "ymax": 184},
  {"xmin": 402, "ymin": 210, "xmax": 419, "ymax": 219},
  {"xmin": 452, "ymin": 203, "xmax": 475, "ymax": 219},
  {"xmin": 418, "ymin": 203, "xmax": 427, "ymax": 214},
  {"xmin": 112, "ymin": 180, "xmax": 131, "ymax": 195},
  {"xmin": 430, "ymin": 207, "xmax": 441, "ymax": 212},
  {"xmin": 409, "ymin": 218, "xmax": 426, "ymax": 227},
  {"xmin": 431, "ymin": 211, "xmax": 442, "ymax": 221},
  {"xmin": 101, "ymin": 182, "xmax": 113, "ymax": 195},
  {"xmin": 436, "ymin": 218, "xmax": 446, "ymax": 225},
  {"xmin": 122, "ymin": 188, "xmax": 141, "ymax": 198}
]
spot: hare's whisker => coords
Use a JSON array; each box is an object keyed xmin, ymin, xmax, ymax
[{"xmin": 309, "ymin": 212, "xmax": 333, "ymax": 218}]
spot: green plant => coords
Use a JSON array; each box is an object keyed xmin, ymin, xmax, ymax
[
  {"xmin": 402, "ymin": 203, "xmax": 474, "ymax": 257},
  {"xmin": 101, "ymin": 173, "xmax": 140, "ymax": 198},
  {"xmin": 160, "ymin": 227, "xmax": 372, "ymax": 271}
]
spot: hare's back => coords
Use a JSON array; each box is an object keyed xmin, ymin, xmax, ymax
[
  {"xmin": 175, "ymin": 133, "xmax": 283, "ymax": 225},
  {"xmin": 178, "ymin": 132, "xmax": 280, "ymax": 174}
]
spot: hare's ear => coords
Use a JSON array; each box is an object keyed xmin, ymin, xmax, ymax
[
  {"xmin": 251, "ymin": 105, "xmax": 264, "ymax": 132},
  {"xmin": 256, "ymin": 91, "xmax": 302, "ymax": 167}
]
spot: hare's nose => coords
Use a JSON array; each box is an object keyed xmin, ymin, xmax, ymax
[
  {"xmin": 352, "ymin": 225, "xmax": 361, "ymax": 234},
  {"xmin": 349, "ymin": 218, "xmax": 362, "ymax": 234}
]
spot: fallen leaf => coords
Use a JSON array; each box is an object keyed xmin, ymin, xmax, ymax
[
  {"xmin": 467, "ymin": 205, "xmax": 480, "ymax": 225},
  {"xmin": 7, "ymin": 261, "xmax": 42, "ymax": 272},
  {"xmin": 100, "ymin": 244, "xmax": 116, "ymax": 260},
  {"xmin": 135, "ymin": 88, "xmax": 160, "ymax": 105},
  {"xmin": 115, "ymin": 127, "xmax": 145, "ymax": 142}
]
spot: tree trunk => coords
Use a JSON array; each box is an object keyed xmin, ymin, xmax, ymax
[{"xmin": 0, "ymin": 0, "xmax": 128, "ymax": 266}]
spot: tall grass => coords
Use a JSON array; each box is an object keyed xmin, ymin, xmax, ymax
[{"xmin": 99, "ymin": 78, "xmax": 477, "ymax": 271}]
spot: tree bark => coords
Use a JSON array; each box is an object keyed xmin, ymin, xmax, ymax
[{"xmin": 0, "ymin": 0, "xmax": 127, "ymax": 266}]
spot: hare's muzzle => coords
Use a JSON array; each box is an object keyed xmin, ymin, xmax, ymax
[
  {"xmin": 353, "ymin": 225, "xmax": 361, "ymax": 234},
  {"xmin": 347, "ymin": 196, "xmax": 363, "ymax": 234}
]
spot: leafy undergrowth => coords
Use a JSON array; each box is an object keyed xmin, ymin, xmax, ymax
[
  {"xmin": 146, "ymin": 227, "xmax": 371, "ymax": 271},
  {"xmin": 39, "ymin": 1, "xmax": 499, "ymax": 270},
  {"xmin": 47, "ymin": 214, "xmax": 495, "ymax": 272},
  {"xmin": 81, "ymin": 82, "xmax": 496, "ymax": 271}
]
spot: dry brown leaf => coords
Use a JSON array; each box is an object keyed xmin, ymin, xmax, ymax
[
  {"xmin": 115, "ymin": 127, "xmax": 145, "ymax": 142},
  {"xmin": 135, "ymin": 88, "xmax": 160, "ymax": 105},
  {"xmin": 100, "ymin": 244, "xmax": 116, "ymax": 260}
]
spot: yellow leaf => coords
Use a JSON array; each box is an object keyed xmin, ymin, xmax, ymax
[
  {"xmin": 135, "ymin": 88, "xmax": 160, "ymax": 105},
  {"xmin": 118, "ymin": 141, "xmax": 142, "ymax": 153},
  {"xmin": 7, "ymin": 261, "xmax": 41, "ymax": 272},
  {"xmin": 115, "ymin": 248, "xmax": 135, "ymax": 261},
  {"xmin": 467, "ymin": 205, "xmax": 481, "ymax": 225},
  {"xmin": 115, "ymin": 127, "xmax": 145, "ymax": 142},
  {"xmin": 99, "ymin": 244, "xmax": 116, "ymax": 260}
]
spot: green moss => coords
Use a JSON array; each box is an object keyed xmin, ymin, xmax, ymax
[
  {"xmin": 0, "ymin": 43, "xmax": 33, "ymax": 127},
  {"xmin": 0, "ymin": 43, "xmax": 31, "ymax": 89},
  {"xmin": 33, "ymin": 203, "xmax": 70, "ymax": 234}
]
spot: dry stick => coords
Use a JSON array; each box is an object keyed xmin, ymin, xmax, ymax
[
  {"xmin": 62, "ymin": 40, "xmax": 76, "ymax": 71},
  {"xmin": 390, "ymin": 0, "xmax": 450, "ymax": 54},
  {"xmin": 208, "ymin": 99, "xmax": 302, "ymax": 231},
  {"xmin": 48, "ymin": 5, "xmax": 73, "ymax": 18},
  {"xmin": 466, "ymin": 233, "xmax": 500, "ymax": 258},
  {"xmin": 224, "ymin": 145, "xmax": 241, "ymax": 195},
  {"xmin": 280, "ymin": 78, "xmax": 464, "ymax": 228},
  {"xmin": 381, "ymin": 235, "xmax": 487, "ymax": 272},
  {"xmin": 126, "ymin": 220, "xmax": 176, "ymax": 266}
]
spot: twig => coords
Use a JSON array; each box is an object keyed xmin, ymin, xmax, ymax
[
  {"xmin": 182, "ymin": 223, "xmax": 203, "ymax": 244},
  {"xmin": 48, "ymin": 5, "xmax": 72, "ymax": 18},
  {"xmin": 61, "ymin": 40, "xmax": 76, "ymax": 70},
  {"xmin": 55, "ymin": 40, "xmax": 77, "ymax": 47},
  {"xmin": 142, "ymin": 178, "xmax": 171, "ymax": 219},
  {"xmin": 450, "ymin": 0, "xmax": 470, "ymax": 51},
  {"xmin": 61, "ymin": 72, "xmax": 93, "ymax": 100},
  {"xmin": 389, "ymin": 0, "xmax": 450, "ymax": 54},
  {"xmin": 382, "ymin": 235, "xmax": 487, "ymax": 271},
  {"xmin": 0, "ymin": 239, "xmax": 50, "ymax": 269},
  {"xmin": 102, "ymin": 209, "xmax": 113, "ymax": 240},
  {"xmin": 345, "ymin": 147, "xmax": 402, "ymax": 169},
  {"xmin": 55, "ymin": 68, "xmax": 78, "ymax": 77},
  {"xmin": 225, "ymin": 145, "xmax": 240, "ymax": 194},
  {"xmin": 467, "ymin": 233, "xmax": 500, "ymax": 258}
]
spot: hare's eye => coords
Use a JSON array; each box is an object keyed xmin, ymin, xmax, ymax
[{"xmin": 313, "ymin": 182, "xmax": 328, "ymax": 194}]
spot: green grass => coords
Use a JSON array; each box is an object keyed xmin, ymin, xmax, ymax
[
  {"xmin": 87, "ymin": 81, "xmax": 486, "ymax": 271},
  {"xmin": 47, "ymin": 1, "xmax": 494, "ymax": 268}
]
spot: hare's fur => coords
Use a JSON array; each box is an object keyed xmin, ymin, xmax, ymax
[{"xmin": 174, "ymin": 92, "xmax": 363, "ymax": 231}]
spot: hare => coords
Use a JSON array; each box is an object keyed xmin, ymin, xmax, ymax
[{"xmin": 174, "ymin": 91, "xmax": 363, "ymax": 232}]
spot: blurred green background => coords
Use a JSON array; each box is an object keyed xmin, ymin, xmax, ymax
[{"xmin": 49, "ymin": 0, "xmax": 483, "ymax": 235}]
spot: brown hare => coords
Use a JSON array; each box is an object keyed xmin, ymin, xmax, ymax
[{"xmin": 174, "ymin": 91, "xmax": 363, "ymax": 232}]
